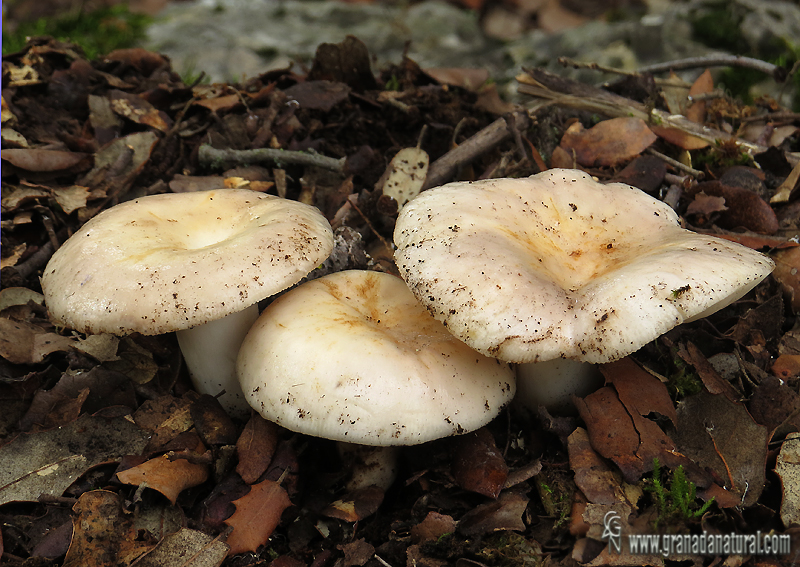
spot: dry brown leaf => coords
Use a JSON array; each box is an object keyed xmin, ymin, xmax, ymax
[
  {"xmin": 338, "ymin": 538, "xmax": 375, "ymax": 567},
  {"xmin": 605, "ymin": 358, "xmax": 677, "ymax": 426},
  {"xmin": 575, "ymin": 358, "xmax": 691, "ymax": 483},
  {"xmin": 19, "ymin": 383, "xmax": 89, "ymax": 431},
  {"xmin": 236, "ymin": 414, "xmax": 279, "ymax": 484},
  {"xmin": 2, "ymin": 94, "xmax": 17, "ymax": 121},
  {"xmin": 677, "ymin": 342, "xmax": 740, "ymax": 402},
  {"xmin": 1, "ymin": 243, "xmax": 26, "ymax": 267},
  {"xmin": 649, "ymin": 125, "xmax": 711, "ymax": 150},
  {"xmin": 284, "ymin": 80, "xmax": 351, "ymax": 112},
  {"xmin": 52, "ymin": 185, "xmax": 91, "ymax": 214},
  {"xmin": 116, "ymin": 451, "xmax": 209, "ymax": 504},
  {"xmin": 224, "ymin": 479, "xmax": 292, "ymax": 555},
  {"xmin": 168, "ymin": 174, "xmax": 228, "ymax": 193},
  {"xmin": 1, "ymin": 186, "xmax": 50, "ymax": 211},
  {"xmin": 1, "ymin": 148, "xmax": 91, "ymax": 172},
  {"xmin": 104, "ymin": 336, "xmax": 159, "ymax": 384},
  {"xmin": 0, "ymin": 317, "xmax": 45, "ymax": 364},
  {"xmin": 673, "ymin": 391, "xmax": 769, "ymax": 507},
  {"xmin": 135, "ymin": 395, "xmax": 197, "ymax": 453},
  {"xmin": 103, "ymin": 48, "xmax": 170, "ymax": 75},
  {"xmin": 194, "ymin": 93, "xmax": 242, "ymax": 113},
  {"xmin": 773, "ymin": 246, "xmax": 800, "ymax": 312},
  {"xmin": 323, "ymin": 486, "xmax": 383, "ymax": 522},
  {"xmin": 688, "ymin": 180, "xmax": 779, "ymax": 234},
  {"xmin": 456, "ymin": 489, "xmax": 529, "ymax": 536},
  {"xmin": 660, "ymin": 71, "xmax": 690, "ymax": 115},
  {"xmin": 423, "ymin": 68, "xmax": 490, "ymax": 91},
  {"xmin": 748, "ymin": 375, "xmax": 800, "ymax": 440},
  {"xmin": 64, "ymin": 490, "xmax": 150, "ymax": 567},
  {"xmin": 307, "ymin": 36, "xmax": 378, "ymax": 93},
  {"xmin": 190, "ymin": 394, "xmax": 237, "ymax": 446},
  {"xmin": 559, "ymin": 117, "xmax": 656, "ymax": 167},
  {"xmin": 568, "ymin": 427, "xmax": 629, "ymax": 506},
  {"xmin": 108, "ymin": 90, "xmax": 173, "ymax": 132},
  {"xmin": 452, "ymin": 428, "xmax": 508, "ymax": 498},
  {"xmin": 685, "ymin": 193, "xmax": 727, "ymax": 218},
  {"xmin": 775, "ymin": 433, "xmax": 800, "ymax": 528},
  {"xmin": 80, "ymin": 131, "xmax": 158, "ymax": 204},
  {"xmin": 131, "ymin": 527, "xmax": 230, "ymax": 567},
  {"xmin": 20, "ymin": 367, "xmax": 135, "ymax": 431},
  {"xmin": 410, "ymin": 511, "xmax": 458, "ymax": 544},
  {"xmin": 0, "ymin": 313, "xmax": 114, "ymax": 364},
  {"xmin": 686, "ymin": 69, "xmax": 713, "ymax": 124},
  {"xmin": 611, "ymin": 155, "xmax": 667, "ymax": 194},
  {"xmin": 0, "ymin": 414, "xmax": 151, "ymax": 506}
]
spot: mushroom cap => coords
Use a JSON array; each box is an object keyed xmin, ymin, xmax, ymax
[
  {"xmin": 236, "ymin": 270, "xmax": 515, "ymax": 446},
  {"xmin": 42, "ymin": 189, "xmax": 334, "ymax": 335},
  {"xmin": 393, "ymin": 169, "xmax": 775, "ymax": 364}
]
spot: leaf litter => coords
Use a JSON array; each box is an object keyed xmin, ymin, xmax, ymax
[{"xmin": 1, "ymin": 27, "xmax": 800, "ymax": 567}]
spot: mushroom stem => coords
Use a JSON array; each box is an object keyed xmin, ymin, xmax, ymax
[
  {"xmin": 513, "ymin": 359, "xmax": 604, "ymax": 415},
  {"xmin": 176, "ymin": 303, "xmax": 259, "ymax": 419},
  {"xmin": 338, "ymin": 443, "xmax": 400, "ymax": 492}
]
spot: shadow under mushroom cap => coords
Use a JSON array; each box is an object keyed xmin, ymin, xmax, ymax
[{"xmin": 393, "ymin": 169, "xmax": 775, "ymax": 364}]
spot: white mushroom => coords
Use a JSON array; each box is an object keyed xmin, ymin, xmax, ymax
[
  {"xmin": 237, "ymin": 269, "xmax": 515, "ymax": 444},
  {"xmin": 393, "ymin": 169, "xmax": 775, "ymax": 409},
  {"xmin": 41, "ymin": 189, "xmax": 333, "ymax": 418}
]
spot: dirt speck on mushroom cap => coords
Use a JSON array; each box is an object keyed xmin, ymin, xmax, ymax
[
  {"xmin": 42, "ymin": 189, "xmax": 334, "ymax": 335},
  {"xmin": 393, "ymin": 169, "xmax": 775, "ymax": 364}
]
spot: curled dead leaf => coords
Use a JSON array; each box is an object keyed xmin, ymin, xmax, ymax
[
  {"xmin": 116, "ymin": 451, "xmax": 209, "ymax": 504},
  {"xmin": 559, "ymin": 117, "xmax": 657, "ymax": 167}
]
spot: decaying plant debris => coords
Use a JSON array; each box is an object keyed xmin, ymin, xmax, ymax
[{"xmin": 2, "ymin": 34, "xmax": 800, "ymax": 567}]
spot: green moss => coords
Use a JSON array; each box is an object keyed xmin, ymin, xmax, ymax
[
  {"xmin": 477, "ymin": 533, "xmax": 544, "ymax": 567},
  {"xmin": 645, "ymin": 459, "xmax": 715, "ymax": 531},
  {"xmin": 665, "ymin": 357, "xmax": 703, "ymax": 400},
  {"xmin": 693, "ymin": 139, "xmax": 753, "ymax": 170},
  {"xmin": 535, "ymin": 469, "xmax": 574, "ymax": 529},
  {"xmin": 3, "ymin": 4, "xmax": 151, "ymax": 59}
]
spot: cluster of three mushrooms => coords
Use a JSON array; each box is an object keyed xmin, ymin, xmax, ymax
[{"xmin": 42, "ymin": 169, "xmax": 775, "ymax": 471}]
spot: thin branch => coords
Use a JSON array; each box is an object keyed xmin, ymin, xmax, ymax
[
  {"xmin": 636, "ymin": 55, "xmax": 787, "ymax": 82},
  {"xmin": 558, "ymin": 56, "xmax": 688, "ymax": 87},
  {"xmin": 646, "ymin": 147, "xmax": 705, "ymax": 179},
  {"xmin": 198, "ymin": 144, "xmax": 346, "ymax": 172}
]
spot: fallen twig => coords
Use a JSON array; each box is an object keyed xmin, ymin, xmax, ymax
[
  {"xmin": 424, "ymin": 110, "xmax": 530, "ymax": 190},
  {"xmin": 198, "ymin": 144, "xmax": 347, "ymax": 172},
  {"xmin": 636, "ymin": 55, "xmax": 788, "ymax": 82},
  {"xmin": 646, "ymin": 147, "xmax": 704, "ymax": 179}
]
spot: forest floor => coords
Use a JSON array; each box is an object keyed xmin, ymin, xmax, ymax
[{"xmin": 2, "ymin": 8, "xmax": 800, "ymax": 567}]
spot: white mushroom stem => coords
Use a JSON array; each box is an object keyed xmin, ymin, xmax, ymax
[
  {"xmin": 338, "ymin": 443, "xmax": 400, "ymax": 492},
  {"xmin": 176, "ymin": 303, "xmax": 259, "ymax": 420},
  {"xmin": 513, "ymin": 359, "xmax": 604, "ymax": 415}
]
